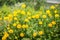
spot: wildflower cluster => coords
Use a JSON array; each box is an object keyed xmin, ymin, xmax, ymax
[{"xmin": 0, "ymin": 3, "xmax": 60, "ymax": 40}]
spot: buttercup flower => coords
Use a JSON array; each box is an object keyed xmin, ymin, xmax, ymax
[
  {"xmin": 8, "ymin": 29, "xmax": 14, "ymax": 33},
  {"xmin": 27, "ymin": 17, "xmax": 31, "ymax": 20},
  {"xmin": 20, "ymin": 33, "xmax": 24, "ymax": 37},
  {"xmin": 21, "ymin": 3, "xmax": 26, "ymax": 8},
  {"xmin": 33, "ymin": 32, "xmax": 37, "ymax": 37},
  {"xmin": 4, "ymin": 32, "xmax": 9, "ymax": 37},
  {"xmin": 39, "ymin": 31, "xmax": 44, "ymax": 35},
  {"xmin": 24, "ymin": 18, "xmax": 29, "ymax": 22},
  {"xmin": 48, "ymin": 14, "xmax": 52, "ymax": 18},
  {"xmin": 27, "ymin": 11, "xmax": 31, "ymax": 16},
  {"xmin": 13, "ymin": 23, "xmax": 17, "ymax": 27},
  {"xmin": 2, "ymin": 32, "xmax": 9, "ymax": 40},
  {"xmin": 17, "ymin": 10, "xmax": 21, "ymax": 13},
  {"xmin": 32, "ymin": 15, "xmax": 35, "ymax": 18},
  {"xmin": 42, "ymin": 15, "xmax": 47, "ymax": 18},
  {"xmin": 46, "ymin": 10, "xmax": 50, "ymax": 14},
  {"xmin": 51, "ymin": 21, "xmax": 56, "ymax": 25},
  {"xmin": 54, "ymin": 10, "xmax": 57, "ymax": 13},
  {"xmin": 55, "ymin": 14, "xmax": 59, "ymax": 18},
  {"xmin": 8, "ymin": 14, "xmax": 13, "ymax": 21},
  {"xmin": 13, "ymin": 10, "xmax": 17, "ymax": 14},
  {"xmin": 17, "ymin": 24, "xmax": 21, "ymax": 29},
  {"xmin": 22, "ymin": 24, "xmax": 28, "ymax": 29},
  {"xmin": 14, "ymin": 17, "xmax": 18, "ymax": 20},
  {"xmin": 39, "ymin": 11, "xmax": 42, "ymax": 15},
  {"xmin": 21, "ymin": 10, "xmax": 26, "ymax": 15},
  {"xmin": 35, "ymin": 14, "xmax": 40, "ymax": 19},
  {"xmin": 13, "ymin": 11, "xmax": 17, "ymax": 16},
  {"xmin": 48, "ymin": 23, "xmax": 53, "ymax": 28},
  {"xmin": 39, "ymin": 21, "xmax": 43, "ymax": 25},
  {"xmin": 4, "ymin": 16, "xmax": 8, "ymax": 20},
  {"xmin": 50, "ymin": 5, "xmax": 55, "ymax": 9},
  {"xmin": 2, "ymin": 36, "xmax": 6, "ymax": 40}
]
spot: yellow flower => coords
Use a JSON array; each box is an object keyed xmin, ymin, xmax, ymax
[
  {"xmin": 42, "ymin": 15, "xmax": 47, "ymax": 18},
  {"xmin": 27, "ymin": 11, "xmax": 31, "ymax": 16},
  {"xmin": 4, "ymin": 16, "xmax": 8, "ymax": 20},
  {"xmin": 13, "ymin": 10, "xmax": 17, "ymax": 14},
  {"xmin": 32, "ymin": 15, "xmax": 35, "ymax": 18},
  {"xmin": 54, "ymin": 10, "xmax": 57, "ymax": 13},
  {"xmin": 17, "ymin": 10, "xmax": 21, "ymax": 13},
  {"xmin": 13, "ymin": 23, "xmax": 17, "ymax": 27},
  {"xmin": 21, "ymin": 3, "xmax": 26, "ymax": 8},
  {"xmin": 8, "ymin": 29, "xmax": 14, "ymax": 33},
  {"xmin": 51, "ymin": 21, "xmax": 56, "ymax": 25},
  {"xmin": 4, "ymin": 32, "xmax": 9, "ymax": 37},
  {"xmin": 21, "ymin": 10, "xmax": 26, "ymax": 15},
  {"xmin": 46, "ymin": 10, "xmax": 50, "ymax": 14},
  {"xmin": 39, "ymin": 21, "xmax": 43, "ymax": 25},
  {"xmin": 8, "ymin": 14, "xmax": 13, "ymax": 21},
  {"xmin": 22, "ymin": 24, "xmax": 28, "ymax": 29},
  {"xmin": 39, "ymin": 31, "xmax": 44, "ymax": 35},
  {"xmin": 2, "ymin": 36, "xmax": 6, "ymax": 40},
  {"xmin": 48, "ymin": 23, "xmax": 53, "ymax": 28},
  {"xmin": 0, "ymin": 17, "xmax": 2, "ymax": 20},
  {"xmin": 48, "ymin": 14, "xmax": 52, "ymax": 18},
  {"xmin": 55, "ymin": 14, "xmax": 59, "ymax": 18},
  {"xmin": 13, "ymin": 11, "xmax": 17, "ymax": 16},
  {"xmin": 22, "ymin": 25, "xmax": 26, "ymax": 28},
  {"xmin": 14, "ymin": 17, "xmax": 18, "ymax": 20},
  {"xmin": 35, "ymin": 14, "xmax": 40, "ymax": 19},
  {"xmin": 8, "ymin": 14, "xmax": 13, "ymax": 17},
  {"xmin": 50, "ymin": 5, "xmax": 55, "ymax": 9},
  {"xmin": 17, "ymin": 24, "xmax": 21, "ymax": 29},
  {"xmin": 33, "ymin": 32, "xmax": 37, "ymax": 37},
  {"xmin": 39, "ymin": 11, "xmax": 42, "ymax": 15},
  {"xmin": 24, "ymin": 18, "xmax": 29, "ymax": 22},
  {"xmin": 27, "ymin": 17, "xmax": 31, "ymax": 20},
  {"xmin": 2, "ymin": 32, "xmax": 9, "ymax": 40},
  {"xmin": 20, "ymin": 33, "xmax": 24, "ymax": 37}
]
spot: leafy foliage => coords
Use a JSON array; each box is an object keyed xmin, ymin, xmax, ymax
[{"xmin": 0, "ymin": 0, "xmax": 60, "ymax": 40}]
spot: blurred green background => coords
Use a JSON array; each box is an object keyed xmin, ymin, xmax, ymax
[{"xmin": 0, "ymin": 0, "xmax": 45, "ymax": 10}]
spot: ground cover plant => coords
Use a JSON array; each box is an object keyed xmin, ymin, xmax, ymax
[{"xmin": 0, "ymin": 1, "xmax": 60, "ymax": 40}]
